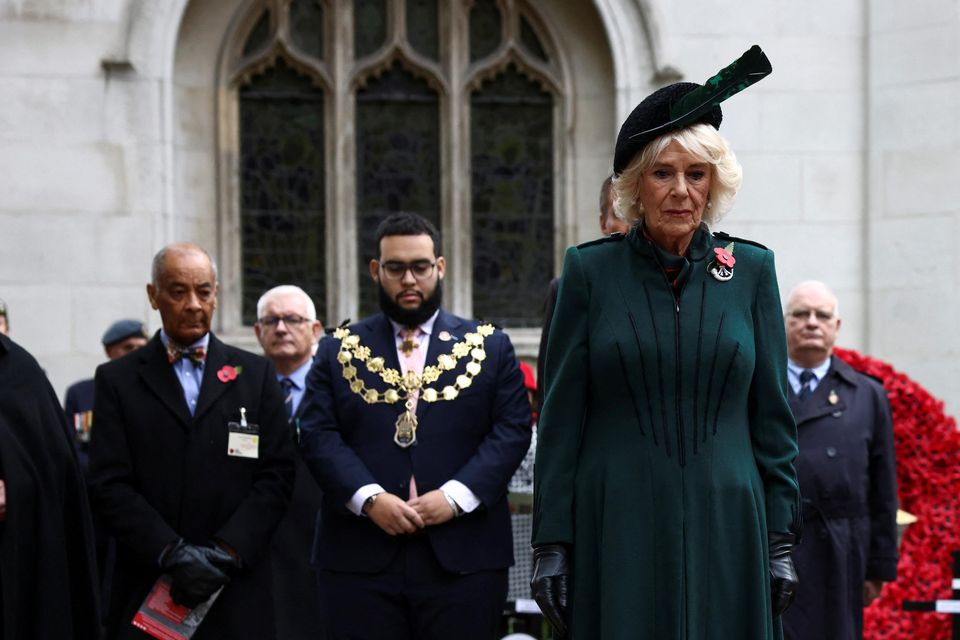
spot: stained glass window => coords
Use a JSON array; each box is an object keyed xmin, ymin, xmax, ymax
[
  {"xmin": 355, "ymin": 63, "xmax": 440, "ymax": 317},
  {"xmin": 520, "ymin": 15, "xmax": 548, "ymax": 63},
  {"xmin": 406, "ymin": 0, "xmax": 438, "ymax": 61},
  {"xmin": 243, "ymin": 10, "xmax": 271, "ymax": 57},
  {"xmin": 355, "ymin": 0, "xmax": 387, "ymax": 59},
  {"xmin": 469, "ymin": 0, "xmax": 501, "ymax": 62},
  {"xmin": 471, "ymin": 65, "xmax": 554, "ymax": 327},
  {"xmin": 290, "ymin": 0, "xmax": 324, "ymax": 60},
  {"xmin": 240, "ymin": 61, "xmax": 326, "ymax": 325},
  {"xmin": 233, "ymin": 0, "xmax": 562, "ymax": 330}
]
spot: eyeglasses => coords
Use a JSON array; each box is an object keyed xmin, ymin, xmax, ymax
[
  {"xmin": 378, "ymin": 260, "xmax": 437, "ymax": 281},
  {"xmin": 259, "ymin": 314, "xmax": 312, "ymax": 328},
  {"xmin": 787, "ymin": 309, "xmax": 836, "ymax": 322}
]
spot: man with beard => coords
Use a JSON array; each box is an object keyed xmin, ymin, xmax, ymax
[{"xmin": 300, "ymin": 212, "xmax": 532, "ymax": 639}]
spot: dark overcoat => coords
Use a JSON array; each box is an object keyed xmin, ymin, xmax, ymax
[
  {"xmin": 534, "ymin": 225, "xmax": 801, "ymax": 640},
  {"xmin": 269, "ymin": 398, "xmax": 325, "ymax": 639},
  {"xmin": 300, "ymin": 309, "xmax": 532, "ymax": 575},
  {"xmin": 781, "ymin": 356, "xmax": 898, "ymax": 640},
  {"xmin": 88, "ymin": 332, "xmax": 295, "ymax": 640},
  {"xmin": 0, "ymin": 334, "xmax": 101, "ymax": 639}
]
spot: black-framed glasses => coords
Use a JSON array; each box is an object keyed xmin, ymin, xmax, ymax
[
  {"xmin": 259, "ymin": 314, "xmax": 312, "ymax": 328},
  {"xmin": 378, "ymin": 260, "xmax": 437, "ymax": 281}
]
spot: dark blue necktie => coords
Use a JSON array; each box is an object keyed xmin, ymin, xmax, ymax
[
  {"xmin": 798, "ymin": 369, "xmax": 815, "ymax": 401},
  {"xmin": 280, "ymin": 377, "xmax": 295, "ymax": 421}
]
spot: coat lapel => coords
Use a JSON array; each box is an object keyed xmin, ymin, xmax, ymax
[
  {"xmin": 194, "ymin": 334, "xmax": 232, "ymax": 423},
  {"xmin": 790, "ymin": 357, "xmax": 850, "ymax": 427},
  {"xmin": 138, "ymin": 334, "xmax": 192, "ymax": 426},
  {"xmin": 416, "ymin": 310, "xmax": 463, "ymax": 421}
]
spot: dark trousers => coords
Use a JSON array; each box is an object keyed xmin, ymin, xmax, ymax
[{"xmin": 318, "ymin": 535, "xmax": 508, "ymax": 640}]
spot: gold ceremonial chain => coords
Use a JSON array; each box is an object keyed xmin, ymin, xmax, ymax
[{"xmin": 333, "ymin": 324, "xmax": 495, "ymax": 447}]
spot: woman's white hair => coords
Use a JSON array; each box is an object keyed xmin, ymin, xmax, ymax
[{"xmin": 612, "ymin": 123, "xmax": 742, "ymax": 225}]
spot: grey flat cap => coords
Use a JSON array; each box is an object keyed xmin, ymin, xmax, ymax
[{"xmin": 102, "ymin": 319, "xmax": 146, "ymax": 347}]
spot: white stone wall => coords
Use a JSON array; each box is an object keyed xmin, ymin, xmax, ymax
[
  {"xmin": 0, "ymin": 0, "xmax": 957, "ymax": 417},
  {"xmin": 866, "ymin": 0, "xmax": 960, "ymax": 416},
  {"xmin": 0, "ymin": 1, "xmax": 163, "ymax": 399}
]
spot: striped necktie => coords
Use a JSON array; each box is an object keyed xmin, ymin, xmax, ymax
[
  {"xmin": 279, "ymin": 377, "xmax": 295, "ymax": 421},
  {"xmin": 798, "ymin": 369, "xmax": 815, "ymax": 401}
]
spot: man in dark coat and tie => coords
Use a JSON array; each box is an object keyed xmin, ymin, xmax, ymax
[
  {"xmin": 254, "ymin": 284, "xmax": 325, "ymax": 639},
  {"xmin": 88, "ymin": 242, "xmax": 295, "ymax": 640},
  {"xmin": 300, "ymin": 212, "xmax": 532, "ymax": 640},
  {"xmin": 781, "ymin": 281, "xmax": 898, "ymax": 640}
]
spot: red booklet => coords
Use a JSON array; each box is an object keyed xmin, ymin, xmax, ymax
[{"xmin": 131, "ymin": 575, "xmax": 222, "ymax": 640}]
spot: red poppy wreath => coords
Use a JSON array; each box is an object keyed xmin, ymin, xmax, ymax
[{"xmin": 835, "ymin": 348, "xmax": 960, "ymax": 639}]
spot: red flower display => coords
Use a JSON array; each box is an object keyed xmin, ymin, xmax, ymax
[
  {"xmin": 217, "ymin": 365, "xmax": 240, "ymax": 383},
  {"xmin": 713, "ymin": 247, "xmax": 736, "ymax": 268},
  {"xmin": 834, "ymin": 348, "xmax": 960, "ymax": 639}
]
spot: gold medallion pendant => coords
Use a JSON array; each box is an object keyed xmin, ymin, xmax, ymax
[{"xmin": 394, "ymin": 401, "xmax": 418, "ymax": 448}]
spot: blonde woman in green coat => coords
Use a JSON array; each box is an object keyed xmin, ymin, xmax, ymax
[{"xmin": 531, "ymin": 46, "xmax": 801, "ymax": 640}]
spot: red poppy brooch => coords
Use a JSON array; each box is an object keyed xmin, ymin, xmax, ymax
[
  {"xmin": 708, "ymin": 243, "xmax": 735, "ymax": 282},
  {"xmin": 217, "ymin": 365, "xmax": 243, "ymax": 382}
]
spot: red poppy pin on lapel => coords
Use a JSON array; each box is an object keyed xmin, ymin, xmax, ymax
[
  {"xmin": 709, "ymin": 243, "xmax": 736, "ymax": 282},
  {"xmin": 217, "ymin": 365, "xmax": 243, "ymax": 382}
]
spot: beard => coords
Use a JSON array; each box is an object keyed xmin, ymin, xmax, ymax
[{"xmin": 378, "ymin": 280, "xmax": 443, "ymax": 328}]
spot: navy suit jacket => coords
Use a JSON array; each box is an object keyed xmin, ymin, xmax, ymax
[{"xmin": 300, "ymin": 310, "xmax": 531, "ymax": 574}]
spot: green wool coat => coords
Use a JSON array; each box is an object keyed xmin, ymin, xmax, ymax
[{"xmin": 533, "ymin": 224, "xmax": 801, "ymax": 640}]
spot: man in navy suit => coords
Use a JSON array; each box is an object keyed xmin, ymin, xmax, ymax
[{"xmin": 300, "ymin": 212, "xmax": 532, "ymax": 639}]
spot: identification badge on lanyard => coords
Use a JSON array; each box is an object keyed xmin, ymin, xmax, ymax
[{"xmin": 227, "ymin": 407, "xmax": 260, "ymax": 459}]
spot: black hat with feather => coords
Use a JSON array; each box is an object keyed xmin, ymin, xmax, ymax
[{"xmin": 613, "ymin": 45, "xmax": 772, "ymax": 175}]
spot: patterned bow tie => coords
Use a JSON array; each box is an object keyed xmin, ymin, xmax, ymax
[{"xmin": 166, "ymin": 343, "xmax": 206, "ymax": 366}]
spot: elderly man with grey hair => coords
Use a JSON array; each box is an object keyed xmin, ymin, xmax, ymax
[
  {"xmin": 781, "ymin": 280, "xmax": 898, "ymax": 640},
  {"xmin": 254, "ymin": 284, "xmax": 325, "ymax": 639},
  {"xmin": 89, "ymin": 242, "xmax": 295, "ymax": 639}
]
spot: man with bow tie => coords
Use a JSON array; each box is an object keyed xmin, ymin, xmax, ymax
[
  {"xmin": 88, "ymin": 242, "xmax": 295, "ymax": 640},
  {"xmin": 300, "ymin": 213, "xmax": 531, "ymax": 639},
  {"xmin": 781, "ymin": 280, "xmax": 898, "ymax": 640}
]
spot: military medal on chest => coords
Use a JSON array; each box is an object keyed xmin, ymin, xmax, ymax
[
  {"xmin": 708, "ymin": 242, "xmax": 736, "ymax": 282},
  {"xmin": 333, "ymin": 324, "xmax": 495, "ymax": 448}
]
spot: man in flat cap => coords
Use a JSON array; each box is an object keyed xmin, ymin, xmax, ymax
[
  {"xmin": 88, "ymin": 242, "xmax": 295, "ymax": 640},
  {"xmin": 65, "ymin": 319, "xmax": 149, "ymax": 471},
  {"xmin": 64, "ymin": 319, "xmax": 150, "ymax": 622}
]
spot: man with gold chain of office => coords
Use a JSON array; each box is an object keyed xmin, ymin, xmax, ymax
[{"xmin": 299, "ymin": 212, "xmax": 532, "ymax": 639}]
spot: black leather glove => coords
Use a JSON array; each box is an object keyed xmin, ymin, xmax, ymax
[
  {"xmin": 204, "ymin": 541, "xmax": 242, "ymax": 576},
  {"xmin": 531, "ymin": 544, "xmax": 570, "ymax": 637},
  {"xmin": 160, "ymin": 539, "xmax": 231, "ymax": 608},
  {"xmin": 768, "ymin": 532, "xmax": 798, "ymax": 617}
]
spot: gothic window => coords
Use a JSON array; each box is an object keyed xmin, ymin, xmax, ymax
[{"xmin": 227, "ymin": 0, "xmax": 562, "ymax": 329}]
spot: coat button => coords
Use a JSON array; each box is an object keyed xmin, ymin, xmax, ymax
[{"xmin": 826, "ymin": 447, "xmax": 837, "ymax": 458}]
